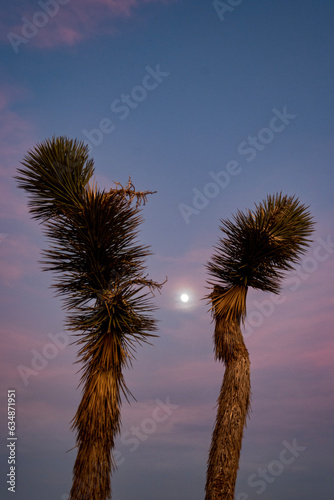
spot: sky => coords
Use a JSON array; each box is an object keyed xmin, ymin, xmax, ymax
[{"xmin": 0, "ymin": 0, "xmax": 334, "ymax": 499}]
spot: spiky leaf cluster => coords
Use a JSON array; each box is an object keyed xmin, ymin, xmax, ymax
[
  {"xmin": 44, "ymin": 188, "xmax": 158, "ymax": 372},
  {"xmin": 15, "ymin": 136, "xmax": 161, "ymax": 385},
  {"xmin": 207, "ymin": 193, "xmax": 314, "ymax": 326},
  {"xmin": 208, "ymin": 193, "xmax": 314, "ymax": 295},
  {"xmin": 205, "ymin": 194, "xmax": 314, "ymax": 500},
  {"xmin": 15, "ymin": 136, "xmax": 94, "ymax": 221},
  {"xmin": 16, "ymin": 136, "xmax": 162, "ymax": 500}
]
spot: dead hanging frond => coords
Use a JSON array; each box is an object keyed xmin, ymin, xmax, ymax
[
  {"xmin": 107, "ymin": 176, "xmax": 157, "ymax": 207},
  {"xmin": 208, "ymin": 284, "xmax": 248, "ymax": 325},
  {"xmin": 134, "ymin": 274, "xmax": 168, "ymax": 297}
]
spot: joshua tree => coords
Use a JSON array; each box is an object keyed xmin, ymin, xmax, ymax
[
  {"xmin": 205, "ymin": 193, "xmax": 314, "ymax": 500},
  {"xmin": 15, "ymin": 136, "xmax": 163, "ymax": 500}
]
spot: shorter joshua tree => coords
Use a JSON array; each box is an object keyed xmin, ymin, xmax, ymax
[
  {"xmin": 15, "ymin": 136, "xmax": 164, "ymax": 500},
  {"xmin": 205, "ymin": 193, "xmax": 314, "ymax": 500}
]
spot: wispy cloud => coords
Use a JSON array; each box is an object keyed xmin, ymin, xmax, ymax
[
  {"xmin": 0, "ymin": 81, "xmax": 36, "ymax": 221},
  {"xmin": 2, "ymin": 0, "xmax": 177, "ymax": 51},
  {"xmin": 0, "ymin": 233, "xmax": 40, "ymax": 285}
]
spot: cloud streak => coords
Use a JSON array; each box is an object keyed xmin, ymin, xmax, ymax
[
  {"xmin": 3, "ymin": 0, "xmax": 177, "ymax": 51},
  {"xmin": 0, "ymin": 82, "xmax": 36, "ymax": 222}
]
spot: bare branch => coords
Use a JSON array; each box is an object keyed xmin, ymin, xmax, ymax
[{"xmin": 107, "ymin": 176, "xmax": 157, "ymax": 207}]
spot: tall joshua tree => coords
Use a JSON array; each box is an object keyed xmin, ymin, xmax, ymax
[
  {"xmin": 205, "ymin": 193, "xmax": 314, "ymax": 500},
  {"xmin": 15, "ymin": 136, "xmax": 163, "ymax": 500}
]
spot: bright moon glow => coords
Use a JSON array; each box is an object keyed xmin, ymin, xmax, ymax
[{"xmin": 180, "ymin": 293, "xmax": 189, "ymax": 303}]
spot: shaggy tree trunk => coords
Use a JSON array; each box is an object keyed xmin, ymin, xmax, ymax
[
  {"xmin": 205, "ymin": 318, "xmax": 251, "ymax": 500},
  {"xmin": 69, "ymin": 335, "xmax": 125, "ymax": 500}
]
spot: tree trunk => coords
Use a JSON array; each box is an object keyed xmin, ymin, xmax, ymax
[
  {"xmin": 205, "ymin": 318, "xmax": 251, "ymax": 500},
  {"xmin": 69, "ymin": 335, "xmax": 125, "ymax": 500}
]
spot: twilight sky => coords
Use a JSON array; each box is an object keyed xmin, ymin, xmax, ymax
[{"xmin": 1, "ymin": 1, "xmax": 334, "ymax": 499}]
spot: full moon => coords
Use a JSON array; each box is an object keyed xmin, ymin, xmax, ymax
[{"xmin": 180, "ymin": 293, "xmax": 189, "ymax": 303}]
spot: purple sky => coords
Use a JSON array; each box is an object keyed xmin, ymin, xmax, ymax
[{"xmin": 1, "ymin": 1, "xmax": 334, "ymax": 499}]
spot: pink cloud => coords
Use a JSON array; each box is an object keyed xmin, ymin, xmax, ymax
[
  {"xmin": 0, "ymin": 109, "xmax": 34, "ymax": 163},
  {"xmin": 0, "ymin": 323, "xmax": 79, "ymax": 409},
  {"xmin": 0, "ymin": 84, "xmax": 42, "ymax": 282},
  {"xmin": 2, "ymin": 0, "xmax": 177, "ymax": 51},
  {"xmin": 156, "ymin": 246, "xmax": 212, "ymax": 265},
  {"xmin": 128, "ymin": 241, "xmax": 334, "ymax": 455},
  {"xmin": 0, "ymin": 83, "xmax": 30, "ymax": 112},
  {"xmin": 245, "ymin": 251, "xmax": 334, "ymax": 368},
  {"xmin": 0, "ymin": 233, "xmax": 41, "ymax": 285},
  {"xmin": 0, "ymin": 82, "xmax": 37, "ymax": 221}
]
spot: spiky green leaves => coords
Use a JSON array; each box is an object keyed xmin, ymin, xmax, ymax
[
  {"xmin": 208, "ymin": 193, "xmax": 315, "ymax": 297},
  {"xmin": 17, "ymin": 136, "xmax": 162, "ymax": 500},
  {"xmin": 205, "ymin": 194, "xmax": 314, "ymax": 499},
  {"xmin": 15, "ymin": 135, "xmax": 161, "ymax": 380},
  {"xmin": 42, "ymin": 187, "xmax": 158, "ymax": 365},
  {"xmin": 207, "ymin": 193, "xmax": 314, "ymax": 351},
  {"xmin": 15, "ymin": 136, "xmax": 94, "ymax": 221}
]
